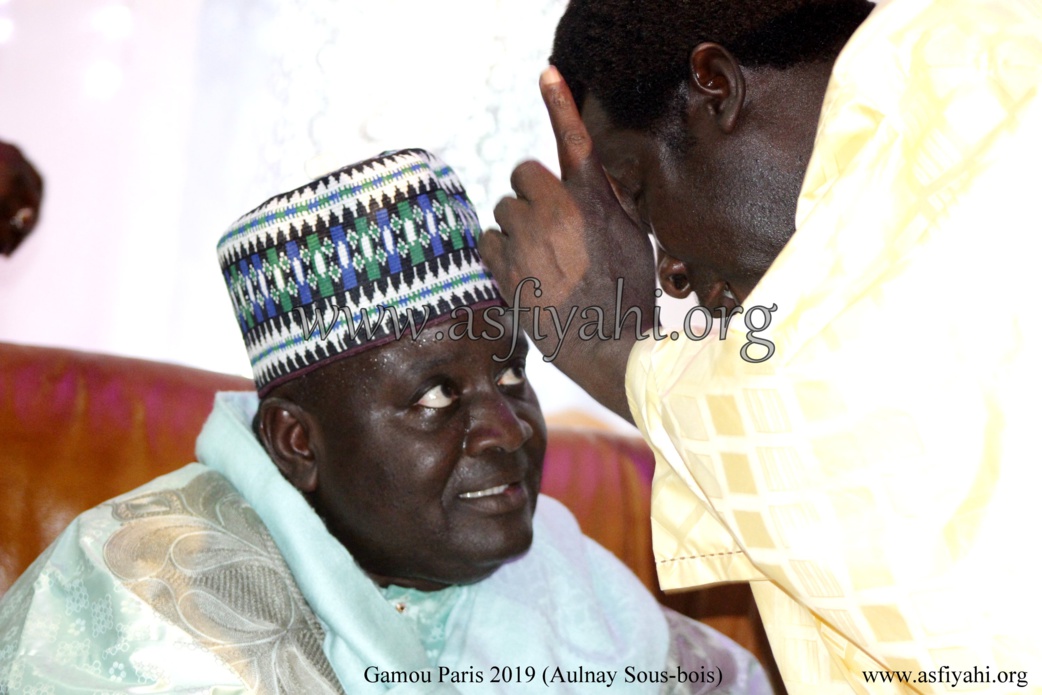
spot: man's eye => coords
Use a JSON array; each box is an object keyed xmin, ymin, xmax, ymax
[
  {"xmin": 605, "ymin": 174, "xmax": 643, "ymax": 227},
  {"xmin": 416, "ymin": 384, "xmax": 456, "ymax": 409},
  {"xmin": 632, "ymin": 192, "xmax": 651, "ymax": 229},
  {"xmin": 621, "ymin": 195, "xmax": 642, "ymax": 225},
  {"xmin": 497, "ymin": 365, "xmax": 526, "ymax": 387}
]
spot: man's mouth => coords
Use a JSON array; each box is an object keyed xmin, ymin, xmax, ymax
[{"xmin": 459, "ymin": 483, "xmax": 513, "ymax": 499}]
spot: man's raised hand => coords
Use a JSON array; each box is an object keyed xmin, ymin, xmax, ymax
[{"xmin": 479, "ymin": 67, "xmax": 657, "ymax": 420}]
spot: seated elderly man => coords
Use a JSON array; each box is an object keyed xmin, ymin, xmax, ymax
[{"xmin": 0, "ymin": 150, "xmax": 768, "ymax": 694}]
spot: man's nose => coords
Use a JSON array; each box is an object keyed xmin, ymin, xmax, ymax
[{"xmin": 463, "ymin": 391, "xmax": 534, "ymax": 456}]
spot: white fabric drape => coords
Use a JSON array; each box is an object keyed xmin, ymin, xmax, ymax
[{"xmin": 0, "ymin": 0, "xmax": 630, "ymax": 429}]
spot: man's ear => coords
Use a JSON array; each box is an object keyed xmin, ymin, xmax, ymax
[
  {"xmin": 688, "ymin": 42, "xmax": 745, "ymax": 134},
  {"xmin": 256, "ymin": 398, "xmax": 320, "ymax": 493}
]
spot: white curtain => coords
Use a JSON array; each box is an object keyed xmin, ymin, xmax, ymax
[{"xmin": 0, "ymin": 0, "xmax": 634, "ymax": 430}]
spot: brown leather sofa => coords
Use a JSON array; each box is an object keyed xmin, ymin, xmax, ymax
[{"xmin": 0, "ymin": 340, "xmax": 780, "ymax": 689}]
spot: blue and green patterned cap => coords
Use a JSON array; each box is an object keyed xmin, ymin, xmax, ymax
[{"xmin": 217, "ymin": 148, "xmax": 502, "ymax": 394}]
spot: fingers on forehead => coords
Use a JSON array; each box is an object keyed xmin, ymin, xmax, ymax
[
  {"xmin": 492, "ymin": 196, "xmax": 525, "ymax": 229},
  {"xmin": 477, "ymin": 225, "xmax": 505, "ymax": 256},
  {"xmin": 540, "ymin": 78, "xmax": 593, "ymax": 176},
  {"xmin": 509, "ymin": 160, "xmax": 554, "ymax": 199}
]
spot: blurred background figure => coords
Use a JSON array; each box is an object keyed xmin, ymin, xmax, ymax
[{"xmin": 0, "ymin": 141, "xmax": 42, "ymax": 257}]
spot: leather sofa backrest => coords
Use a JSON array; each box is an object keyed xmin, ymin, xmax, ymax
[
  {"xmin": 0, "ymin": 341, "xmax": 779, "ymax": 689},
  {"xmin": 0, "ymin": 341, "xmax": 657, "ymax": 594}
]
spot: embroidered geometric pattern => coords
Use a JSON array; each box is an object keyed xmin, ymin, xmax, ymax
[{"xmin": 217, "ymin": 149, "xmax": 501, "ymax": 393}]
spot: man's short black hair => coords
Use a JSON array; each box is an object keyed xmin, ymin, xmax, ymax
[{"xmin": 550, "ymin": 0, "xmax": 875, "ymax": 131}]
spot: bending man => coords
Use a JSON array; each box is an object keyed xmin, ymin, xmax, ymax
[{"xmin": 481, "ymin": 1, "xmax": 1042, "ymax": 692}]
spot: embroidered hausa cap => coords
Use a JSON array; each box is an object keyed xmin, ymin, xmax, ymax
[{"xmin": 217, "ymin": 148, "xmax": 502, "ymax": 394}]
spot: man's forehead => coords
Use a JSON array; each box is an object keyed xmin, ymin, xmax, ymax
[
  {"xmin": 580, "ymin": 94, "xmax": 619, "ymax": 148},
  {"xmin": 321, "ymin": 314, "xmax": 526, "ymax": 373},
  {"xmin": 581, "ymin": 95, "xmax": 652, "ymax": 185}
]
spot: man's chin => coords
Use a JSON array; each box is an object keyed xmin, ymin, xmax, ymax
[
  {"xmin": 451, "ymin": 543, "xmax": 534, "ymax": 587},
  {"xmin": 365, "ymin": 527, "xmax": 535, "ymax": 591},
  {"xmin": 453, "ymin": 526, "xmax": 536, "ymax": 583}
]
